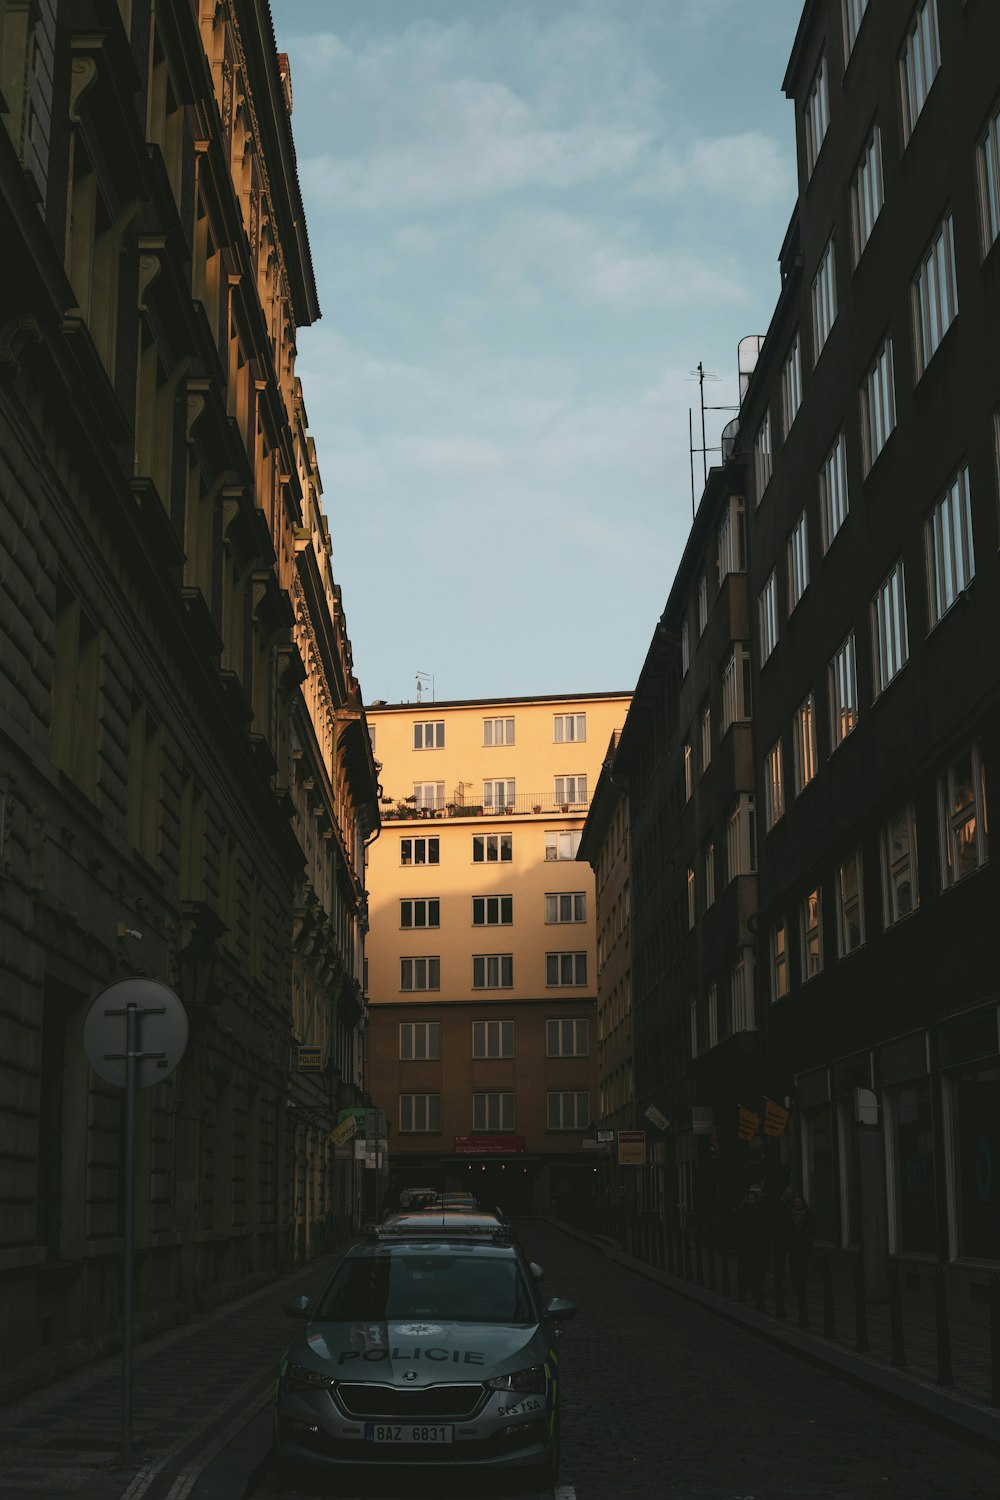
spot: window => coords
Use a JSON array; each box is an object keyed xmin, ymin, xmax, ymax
[
  {"xmin": 547, "ymin": 1018, "xmax": 589, "ymax": 1057},
  {"xmin": 881, "ymin": 804, "xmax": 919, "ymax": 924},
  {"xmin": 51, "ymin": 585, "xmax": 100, "ymax": 796},
  {"xmin": 717, "ymin": 495, "xmax": 745, "ymax": 581},
  {"xmin": 802, "ymin": 889, "xmax": 823, "ymax": 979},
  {"xmin": 474, "ymin": 832, "xmax": 512, "ymax": 863},
  {"xmin": 547, "ymin": 1091, "xmax": 590, "ymax": 1130},
  {"xmin": 851, "ymin": 124, "xmax": 884, "ymax": 263},
  {"xmin": 127, "ymin": 702, "xmax": 162, "ymax": 862},
  {"xmin": 860, "ymin": 337, "xmax": 895, "ymax": 473},
  {"xmin": 473, "ymin": 954, "xmax": 513, "ymax": 989},
  {"xmin": 771, "ymin": 920, "xmax": 789, "ymax": 1000},
  {"xmin": 811, "ymin": 238, "xmax": 837, "ymax": 360},
  {"xmin": 697, "ymin": 573, "xmax": 708, "ymax": 635},
  {"xmin": 700, "ymin": 702, "xmax": 712, "ymax": 773},
  {"xmin": 913, "ymin": 215, "xmax": 958, "ymax": 376},
  {"xmin": 721, "ymin": 646, "xmax": 751, "ymax": 731},
  {"xmin": 727, "ymin": 795, "xmax": 757, "ymax": 881},
  {"xmin": 473, "ymin": 895, "xmax": 513, "ymax": 925},
  {"xmin": 938, "ymin": 744, "xmax": 988, "ymax": 887},
  {"xmin": 545, "ymin": 892, "xmax": 586, "ymax": 923},
  {"xmin": 681, "ymin": 617, "xmax": 690, "ymax": 675},
  {"xmin": 704, "ymin": 843, "xmax": 716, "ymax": 908},
  {"xmin": 483, "ymin": 779, "xmax": 516, "ymax": 812},
  {"xmin": 731, "ymin": 949, "xmax": 755, "ymax": 1032},
  {"xmin": 413, "ymin": 720, "xmax": 444, "ymax": 750},
  {"xmin": 926, "ymin": 465, "xmax": 974, "ymax": 627},
  {"xmin": 400, "ymin": 898, "xmax": 440, "ymax": 928},
  {"xmin": 546, "ymin": 952, "xmax": 587, "ymax": 986},
  {"xmin": 401, "ymin": 836, "xmax": 439, "ymax": 865},
  {"xmin": 400, "ymin": 1094, "xmax": 440, "ymax": 1133},
  {"xmin": 545, "ymin": 830, "xmax": 581, "ymax": 861},
  {"xmin": 400, "ymin": 1022, "xmax": 441, "ymax": 1060},
  {"xmin": 829, "ymin": 633, "xmax": 859, "ymax": 748},
  {"xmin": 793, "ymin": 694, "xmax": 818, "ymax": 795},
  {"xmin": 754, "ymin": 411, "xmax": 772, "ymax": 501},
  {"xmin": 686, "ymin": 866, "xmax": 696, "ymax": 929},
  {"xmin": 872, "ymin": 560, "xmax": 909, "ymax": 695},
  {"xmin": 683, "ymin": 742, "xmax": 693, "ymax": 801},
  {"xmin": 836, "ymin": 851, "xmax": 865, "ymax": 954},
  {"xmin": 781, "ymin": 334, "xmax": 802, "ymax": 435},
  {"xmin": 758, "ymin": 571, "xmax": 779, "ymax": 662},
  {"xmin": 787, "ymin": 512, "xmax": 809, "ymax": 612},
  {"xmin": 472, "ymin": 1020, "xmax": 514, "ymax": 1058},
  {"xmin": 413, "ymin": 781, "xmax": 445, "ymax": 810},
  {"xmin": 554, "ymin": 713, "xmax": 586, "ymax": 743},
  {"xmin": 900, "ymin": 0, "xmax": 941, "ymax": 143},
  {"xmin": 804, "ymin": 54, "xmax": 829, "ymax": 177},
  {"xmin": 554, "ymin": 775, "xmax": 587, "ymax": 806},
  {"xmin": 401, "ymin": 957, "xmax": 440, "ymax": 991},
  {"xmin": 820, "ymin": 429, "xmax": 850, "ymax": 552},
  {"xmin": 765, "ymin": 740, "xmax": 784, "ymax": 830},
  {"xmin": 978, "ymin": 98, "xmax": 1000, "ymax": 255},
  {"xmin": 706, "ymin": 983, "xmax": 718, "ymax": 1050},
  {"xmin": 473, "ymin": 1092, "xmax": 514, "ymax": 1132},
  {"xmin": 483, "ymin": 717, "xmax": 515, "ymax": 746},
  {"xmin": 843, "ymin": 0, "xmax": 870, "ymax": 59}
]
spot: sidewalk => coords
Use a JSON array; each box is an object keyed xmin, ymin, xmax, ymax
[
  {"xmin": 0, "ymin": 1254, "xmax": 340, "ymax": 1500},
  {"xmin": 551, "ymin": 1216, "xmax": 1000, "ymax": 1455}
]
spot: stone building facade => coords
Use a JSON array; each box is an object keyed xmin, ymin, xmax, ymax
[{"xmin": 0, "ymin": 0, "xmax": 378, "ymax": 1395}]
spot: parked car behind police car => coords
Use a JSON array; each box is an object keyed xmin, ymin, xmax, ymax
[{"xmin": 274, "ymin": 1217, "xmax": 575, "ymax": 1485}]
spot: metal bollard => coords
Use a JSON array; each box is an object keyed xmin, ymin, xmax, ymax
[
  {"xmin": 695, "ymin": 1228, "xmax": 704, "ymax": 1286},
  {"xmin": 888, "ymin": 1258, "xmax": 905, "ymax": 1367},
  {"xmin": 854, "ymin": 1252, "xmax": 869, "ymax": 1353},
  {"xmin": 934, "ymin": 1266, "xmax": 953, "ymax": 1386},
  {"xmin": 720, "ymin": 1239, "xmax": 731, "ymax": 1298},
  {"xmin": 822, "ymin": 1252, "xmax": 836, "ymax": 1340},
  {"xmin": 707, "ymin": 1232, "xmax": 717, "ymax": 1292},
  {"xmin": 736, "ymin": 1248, "xmax": 747, "ymax": 1303},
  {"xmin": 774, "ymin": 1245, "xmax": 786, "ymax": 1321}
]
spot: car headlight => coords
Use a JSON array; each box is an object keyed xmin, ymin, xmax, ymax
[
  {"xmin": 283, "ymin": 1361, "xmax": 337, "ymax": 1393},
  {"xmin": 486, "ymin": 1365, "xmax": 546, "ymax": 1395}
]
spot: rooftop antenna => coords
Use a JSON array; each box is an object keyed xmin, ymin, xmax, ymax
[
  {"xmin": 687, "ymin": 361, "xmax": 738, "ymax": 520},
  {"xmin": 415, "ymin": 671, "xmax": 434, "ymax": 704}
]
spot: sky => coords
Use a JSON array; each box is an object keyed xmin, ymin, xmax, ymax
[{"xmin": 269, "ymin": 0, "xmax": 805, "ymax": 705}]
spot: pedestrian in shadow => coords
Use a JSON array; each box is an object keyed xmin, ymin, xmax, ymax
[
  {"xmin": 772, "ymin": 1184, "xmax": 797, "ymax": 1303},
  {"xmin": 790, "ymin": 1193, "xmax": 817, "ymax": 1301},
  {"xmin": 732, "ymin": 1189, "xmax": 766, "ymax": 1302}
]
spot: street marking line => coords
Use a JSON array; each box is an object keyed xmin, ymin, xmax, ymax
[{"xmin": 119, "ymin": 1370, "xmax": 271, "ymax": 1500}]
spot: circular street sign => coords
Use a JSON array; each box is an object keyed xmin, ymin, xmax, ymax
[{"xmin": 83, "ymin": 978, "xmax": 189, "ymax": 1089}]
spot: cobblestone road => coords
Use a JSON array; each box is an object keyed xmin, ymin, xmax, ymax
[{"xmin": 252, "ymin": 1221, "xmax": 1000, "ymax": 1500}]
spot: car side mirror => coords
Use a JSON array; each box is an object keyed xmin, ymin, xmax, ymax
[
  {"xmin": 284, "ymin": 1295, "xmax": 311, "ymax": 1320},
  {"xmin": 543, "ymin": 1296, "xmax": 577, "ymax": 1321},
  {"xmin": 530, "ymin": 1262, "xmax": 544, "ymax": 1279}
]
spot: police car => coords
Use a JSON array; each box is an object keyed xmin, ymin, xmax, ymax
[{"xmin": 274, "ymin": 1217, "xmax": 575, "ymax": 1485}]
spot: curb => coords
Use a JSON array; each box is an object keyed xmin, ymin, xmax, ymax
[{"xmin": 546, "ymin": 1217, "xmax": 1000, "ymax": 1456}]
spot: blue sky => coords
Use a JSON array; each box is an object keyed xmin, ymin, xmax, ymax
[{"xmin": 270, "ymin": 0, "xmax": 805, "ymax": 704}]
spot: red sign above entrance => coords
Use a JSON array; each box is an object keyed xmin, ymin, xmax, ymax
[{"xmin": 454, "ymin": 1135, "xmax": 526, "ymax": 1155}]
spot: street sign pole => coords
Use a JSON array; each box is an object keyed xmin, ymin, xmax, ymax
[{"xmin": 84, "ymin": 980, "xmax": 188, "ymax": 1468}]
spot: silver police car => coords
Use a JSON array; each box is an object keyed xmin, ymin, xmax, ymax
[{"xmin": 274, "ymin": 1218, "xmax": 575, "ymax": 1485}]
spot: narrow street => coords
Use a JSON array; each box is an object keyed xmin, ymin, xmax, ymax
[{"xmin": 253, "ymin": 1221, "xmax": 1000, "ymax": 1500}]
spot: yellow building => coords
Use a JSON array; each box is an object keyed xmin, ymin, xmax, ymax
[{"xmin": 365, "ymin": 693, "xmax": 630, "ymax": 1215}]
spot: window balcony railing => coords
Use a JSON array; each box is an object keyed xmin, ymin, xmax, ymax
[{"xmin": 378, "ymin": 790, "xmax": 591, "ymax": 821}]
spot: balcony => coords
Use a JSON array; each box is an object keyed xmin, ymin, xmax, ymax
[{"xmin": 378, "ymin": 790, "xmax": 591, "ymax": 821}]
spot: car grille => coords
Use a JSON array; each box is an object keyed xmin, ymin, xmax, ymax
[{"xmin": 336, "ymin": 1382, "xmax": 486, "ymax": 1419}]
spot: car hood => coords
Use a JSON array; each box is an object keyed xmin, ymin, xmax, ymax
[{"xmin": 291, "ymin": 1319, "xmax": 544, "ymax": 1383}]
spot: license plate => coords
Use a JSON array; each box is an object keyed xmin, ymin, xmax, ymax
[{"xmin": 363, "ymin": 1423, "xmax": 453, "ymax": 1444}]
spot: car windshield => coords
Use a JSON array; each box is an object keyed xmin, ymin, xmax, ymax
[{"xmin": 313, "ymin": 1252, "xmax": 536, "ymax": 1325}]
